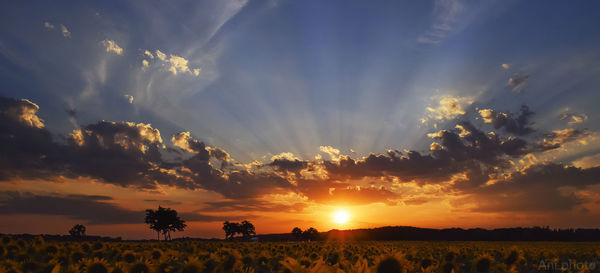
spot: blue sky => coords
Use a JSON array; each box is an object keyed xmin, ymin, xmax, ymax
[
  {"xmin": 1, "ymin": 0, "xmax": 600, "ymax": 237},
  {"xmin": 2, "ymin": 0, "xmax": 599, "ymax": 160}
]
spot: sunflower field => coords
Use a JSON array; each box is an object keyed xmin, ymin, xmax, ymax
[{"xmin": 1, "ymin": 236, "xmax": 598, "ymax": 273}]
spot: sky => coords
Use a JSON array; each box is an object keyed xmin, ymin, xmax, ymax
[{"xmin": 1, "ymin": 0, "xmax": 600, "ymax": 239}]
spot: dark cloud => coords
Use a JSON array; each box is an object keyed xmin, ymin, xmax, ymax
[
  {"xmin": 532, "ymin": 128, "xmax": 590, "ymax": 152},
  {"xmin": 269, "ymin": 158, "xmax": 308, "ymax": 174},
  {"xmin": 143, "ymin": 199, "xmax": 182, "ymax": 205},
  {"xmin": 202, "ymin": 199, "xmax": 307, "ymax": 212},
  {"xmin": 478, "ymin": 105, "xmax": 534, "ymax": 135},
  {"xmin": 1, "ymin": 96, "xmax": 599, "ymax": 214},
  {"xmin": 453, "ymin": 164, "xmax": 600, "ymax": 212},
  {"xmin": 66, "ymin": 108, "xmax": 77, "ymax": 118},
  {"xmin": 323, "ymin": 121, "xmax": 527, "ymax": 185},
  {"xmin": 0, "ymin": 191, "xmax": 142, "ymax": 224},
  {"xmin": 0, "ymin": 97, "xmax": 66, "ymax": 180},
  {"xmin": 0, "ymin": 191, "xmax": 229, "ymax": 224}
]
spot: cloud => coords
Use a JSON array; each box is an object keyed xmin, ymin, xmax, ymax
[
  {"xmin": 124, "ymin": 94, "xmax": 134, "ymax": 104},
  {"xmin": 417, "ymin": 0, "xmax": 466, "ymax": 44},
  {"xmin": 478, "ymin": 105, "xmax": 534, "ymax": 135},
  {"xmin": 269, "ymin": 152, "xmax": 308, "ymax": 174},
  {"xmin": 144, "ymin": 50, "xmax": 154, "ymax": 59},
  {"xmin": 0, "ymin": 191, "xmax": 141, "ymax": 224},
  {"xmin": 2, "ymin": 96, "xmax": 599, "ymax": 213},
  {"xmin": 296, "ymin": 180, "xmax": 399, "ymax": 205},
  {"xmin": 202, "ymin": 199, "xmax": 307, "ymax": 213},
  {"xmin": 0, "ymin": 191, "xmax": 227, "ymax": 224},
  {"xmin": 101, "ymin": 39, "xmax": 123, "ymax": 55},
  {"xmin": 60, "ymin": 24, "xmax": 70, "ymax": 38},
  {"xmin": 501, "ymin": 63, "xmax": 510, "ymax": 69},
  {"xmin": 560, "ymin": 112, "xmax": 588, "ymax": 125},
  {"xmin": 319, "ymin": 146, "xmax": 341, "ymax": 161},
  {"xmin": 1, "ymin": 97, "xmax": 45, "ymax": 128},
  {"xmin": 424, "ymin": 95, "xmax": 473, "ymax": 122},
  {"xmin": 453, "ymin": 164, "xmax": 600, "ymax": 212},
  {"xmin": 43, "ymin": 22, "xmax": 55, "ymax": 29},
  {"xmin": 533, "ymin": 128, "xmax": 590, "ymax": 152},
  {"xmin": 155, "ymin": 50, "xmax": 166, "ymax": 61},
  {"xmin": 172, "ymin": 131, "xmax": 207, "ymax": 154},
  {"xmin": 508, "ymin": 74, "xmax": 529, "ymax": 92},
  {"xmin": 144, "ymin": 50, "xmax": 200, "ymax": 76},
  {"xmin": 573, "ymin": 153, "xmax": 600, "ymax": 169}
]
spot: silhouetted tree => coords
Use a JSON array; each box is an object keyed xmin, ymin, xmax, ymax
[
  {"xmin": 303, "ymin": 227, "xmax": 319, "ymax": 241},
  {"xmin": 223, "ymin": 221, "xmax": 240, "ymax": 239},
  {"xmin": 69, "ymin": 224, "xmax": 86, "ymax": 237},
  {"xmin": 240, "ymin": 220, "xmax": 256, "ymax": 238},
  {"xmin": 223, "ymin": 220, "xmax": 255, "ymax": 239},
  {"xmin": 145, "ymin": 206, "xmax": 186, "ymax": 241},
  {"xmin": 291, "ymin": 227, "xmax": 303, "ymax": 240}
]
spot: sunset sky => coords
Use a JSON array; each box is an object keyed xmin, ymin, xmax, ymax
[{"xmin": 1, "ymin": 0, "xmax": 600, "ymax": 239}]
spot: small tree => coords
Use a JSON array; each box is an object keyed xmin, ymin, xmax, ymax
[
  {"xmin": 291, "ymin": 227, "xmax": 303, "ymax": 240},
  {"xmin": 145, "ymin": 206, "xmax": 186, "ymax": 241},
  {"xmin": 223, "ymin": 221, "xmax": 241, "ymax": 239},
  {"xmin": 240, "ymin": 220, "xmax": 256, "ymax": 238},
  {"xmin": 69, "ymin": 224, "xmax": 86, "ymax": 237},
  {"xmin": 303, "ymin": 227, "xmax": 319, "ymax": 241},
  {"xmin": 223, "ymin": 220, "xmax": 255, "ymax": 239}
]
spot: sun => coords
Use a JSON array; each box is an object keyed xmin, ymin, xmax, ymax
[{"xmin": 332, "ymin": 209, "xmax": 351, "ymax": 224}]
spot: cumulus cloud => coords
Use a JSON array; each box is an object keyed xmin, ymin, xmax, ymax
[
  {"xmin": 172, "ymin": 131, "xmax": 206, "ymax": 154},
  {"xmin": 60, "ymin": 24, "xmax": 70, "ymax": 38},
  {"xmin": 508, "ymin": 74, "xmax": 529, "ymax": 92},
  {"xmin": 319, "ymin": 146, "xmax": 341, "ymax": 161},
  {"xmin": 143, "ymin": 49, "xmax": 200, "ymax": 76},
  {"xmin": 269, "ymin": 152, "xmax": 307, "ymax": 174},
  {"xmin": 478, "ymin": 105, "xmax": 534, "ymax": 135},
  {"xmin": 1, "ymin": 97, "xmax": 45, "ymax": 128},
  {"xmin": 101, "ymin": 39, "xmax": 123, "ymax": 55},
  {"xmin": 423, "ymin": 95, "xmax": 473, "ymax": 123},
  {"xmin": 2, "ymin": 96, "xmax": 599, "ymax": 214}
]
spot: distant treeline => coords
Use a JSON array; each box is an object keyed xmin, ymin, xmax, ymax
[
  {"xmin": 322, "ymin": 226, "xmax": 600, "ymax": 241},
  {"xmin": 0, "ymin": 234, "xmax": 122, "ymax": 242},
  {"xmin": 6, "ymin": 226, "xmax": 600, "ymax": 242},
  {"xmin": 255, "ymin": 226, "xmax": 600, "ymax": 242}
]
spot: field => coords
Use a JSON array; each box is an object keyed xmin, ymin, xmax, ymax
[{"xmin": 1, "ymin": 236, "xmax": 599, "ymax": 273}]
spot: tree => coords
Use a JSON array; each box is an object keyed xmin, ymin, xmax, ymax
[
  {"xmin": 222, "ymin": 221, "xmax": 241, "ymax": 239},
  {"xmin": 145, "ymin": 206, "xmax": 186, "ymax": 241},
  {"xmin": 69, "ymin": 224, "xmax": 86, "ymax": 237},
  {"xmin": 291, "ymin": 227, "xmax": 303, "ymax": 240},
  {"xmin": 240, "ymin": 220, "xmax": 256, "ymax": 238},
  {"xmin": 303, "ymin": 227, "xmax": 319, "ymax": 241},
  {"xmin": 223, "ymin": 220, "xmax": 255, "ymax": 239}
]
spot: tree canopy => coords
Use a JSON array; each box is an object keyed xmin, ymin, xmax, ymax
[
  {"xmin": 69, "ymin": 224, "xmax": 86, "ymax": 237},
  {"xmin": 223, "ymin": 220, "xmax": 256, "ymax": 239},
  {"xmin": 144, "ymin": 206, "xmax": 186, "ymax": 241}
]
